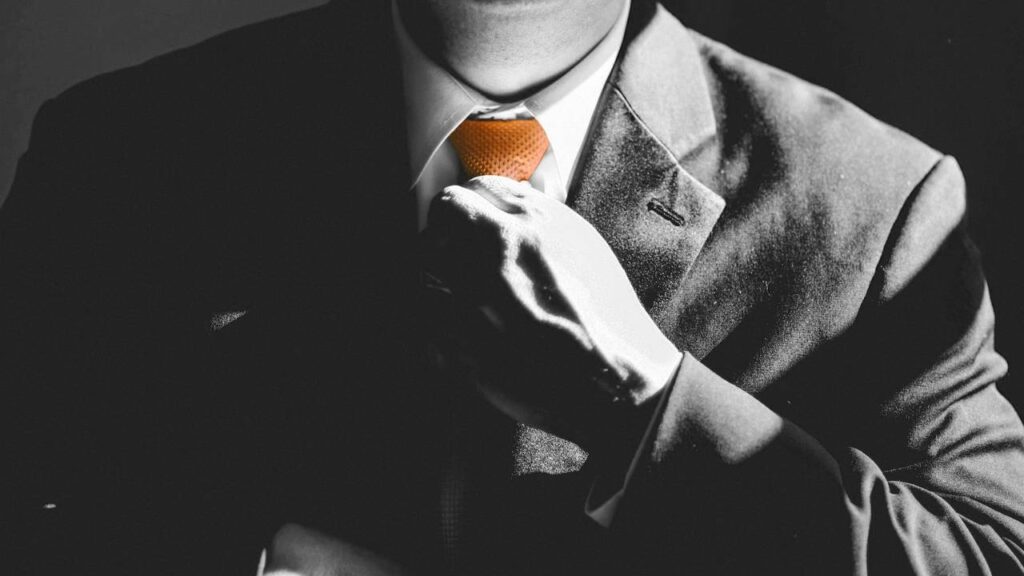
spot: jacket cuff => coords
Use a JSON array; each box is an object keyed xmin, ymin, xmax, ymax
[
  {"xmin": 649, "ymin": 352, "xmax": 786, "ymax": 473},
  {"xmin": 587, "ymin": 351, "xmax": 797, "ymax": 528}
]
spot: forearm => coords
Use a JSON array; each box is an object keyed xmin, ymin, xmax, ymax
[{"xmin": 607, "ymin": 352, "xmax": 1024, "ymax": 575}]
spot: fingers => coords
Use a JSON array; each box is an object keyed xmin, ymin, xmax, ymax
[
  {"xmin": 427, "ymin": 175, "xmax": 550, "ymax": 233},
  {"xmin": 442, "ymin": 182, "xmax": 512, "ymax": 222},
  {"xmin": 462, "ymin": 175, "xmax": 539, "ymax": 213},
  {"xmin": 421, "ymin": 177, "xmax": 546, "ymax": 302},
  {"xmin": 422, "ymin": 182, "xmax": 512, "ymax": 298}
]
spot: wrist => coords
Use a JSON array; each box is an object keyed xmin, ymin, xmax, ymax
[
  {"xmin": 583, "ymin": 347, "xmax": 681, "ymax": 453},
  {"xmin": 586, "ymin": 368, "xmax": 675, "ymax": 501},
  {"xmin": 612, "ymin": 337, "xmax": 683, "ymax": 407}
]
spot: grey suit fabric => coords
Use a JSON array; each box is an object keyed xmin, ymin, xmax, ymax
[
  {"xmin": 2, "ymin": 0, "xmax": 1023, "ymax": 574},
  {"xmin": 591, "ymin": 8, "xmax": 1024, "ymax": 574}
]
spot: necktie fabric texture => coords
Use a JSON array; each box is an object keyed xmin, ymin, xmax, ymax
[{"xmin": 449, "ymin": 118, "xmax": 550, "ymax": 181}]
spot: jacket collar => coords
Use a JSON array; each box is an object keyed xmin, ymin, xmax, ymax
[
  {"xmin": 569, "ymin": 1, "xmax": 724, "ymax": 308},
  {"xmin": 614, "ymin": 2, "xmax": 718, "ymax": 161}
]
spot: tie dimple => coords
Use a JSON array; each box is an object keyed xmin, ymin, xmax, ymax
[{"xmin": 449, "ymin": 118, "xmax": 550, "ymax": 181}]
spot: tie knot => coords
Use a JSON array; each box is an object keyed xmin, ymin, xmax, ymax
[{"xmin": 449, "ymin": 118, "xmax": 550, "ymax": 182}]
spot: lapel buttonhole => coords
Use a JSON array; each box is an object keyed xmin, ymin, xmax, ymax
[{"xmin": 647, "ymin": 198, "xmax": 687, "ymax": 227}]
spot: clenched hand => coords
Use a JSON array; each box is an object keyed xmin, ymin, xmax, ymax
[{"xmin": 422, "ymin": 176, "xmax": 682, "ymax": 450}]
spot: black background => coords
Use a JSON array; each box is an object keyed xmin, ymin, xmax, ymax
[{"xmin": 2, "ymin": 0, "xmax": 1022, "ymax": 407}]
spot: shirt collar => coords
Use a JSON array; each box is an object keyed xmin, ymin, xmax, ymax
[{"xmin": 393, "ymin": 0, "xmax": 631, "ymax": 189}]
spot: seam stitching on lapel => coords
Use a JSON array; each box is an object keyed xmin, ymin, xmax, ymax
[{"xmin": 609, "ymin": 86, "xmax": 685, "ymax": 167}]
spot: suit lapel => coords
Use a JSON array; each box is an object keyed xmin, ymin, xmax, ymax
[
  {"xmin": 511, "ymin": 4, "xmax": 727, "ymax": 478},
  {"xmin": 569, "ymin": 3, "xmax": 724, "ymax": 312}
]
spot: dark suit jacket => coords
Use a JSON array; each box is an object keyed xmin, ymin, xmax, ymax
[{"xmin": 4, "ymin": 1, "xmax": 1024, "ymax": 574}]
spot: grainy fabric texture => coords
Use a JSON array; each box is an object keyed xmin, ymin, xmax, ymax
[
  {"xmin": 448, "ymin": 119, "xmax": 550, "ymax": 182},
  {"xmin": 3, "ymin": 1, "xmax": 1023, "ymax": 574}
]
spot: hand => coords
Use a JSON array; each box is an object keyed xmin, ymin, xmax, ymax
[
  {"xmin": 421, "ymin": 176, "xmax": 682, "ymax": 449},
  {"xmin": 262, "ymin": 524, "xmax": 416, "ymax": 576}
]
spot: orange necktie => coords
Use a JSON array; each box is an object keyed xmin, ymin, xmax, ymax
[{"xmin": 449, "ymin": 118, "xmax": 550, "ymax": 181}]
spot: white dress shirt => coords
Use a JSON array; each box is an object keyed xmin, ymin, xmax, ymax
[
  {"xmin": 393, "ymin": 0, "xmax": 632, "ymax": 230},
  {"xmin": 391, "ymin": 0, "xmax": 643, "ymax": 531}
]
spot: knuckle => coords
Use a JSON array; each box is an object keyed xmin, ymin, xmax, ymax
[
  {"xmin": 517, "ymin": 224, "xmax": 542, "ymax": 247},
  {"xmin": 521, "ymin": 201, "xmax": 543, "ymax": 220}
]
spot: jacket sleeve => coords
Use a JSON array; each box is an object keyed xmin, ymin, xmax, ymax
[
  {"xmin": 1, "ymin": 93, "xmax": 265, "ymax": 573},
  {"xmin": 609, "ymin": 157, "xmax": 1024, "ymax": 575}
]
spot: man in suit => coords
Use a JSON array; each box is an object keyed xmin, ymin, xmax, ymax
[{"xmin": 4, "ymin": 0, "xmax": 1024, "ymax": 574}]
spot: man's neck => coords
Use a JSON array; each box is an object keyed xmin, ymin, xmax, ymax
[{"xmin": 394, "ymin": 0, "xmax": 627, "ymax": 102}]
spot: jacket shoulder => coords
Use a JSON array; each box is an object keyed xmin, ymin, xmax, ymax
[
  {"xmin": 30, "ymin": 2, "xmax": 373, "ymax": 142},
  {"xmin": 692, "ymin": 32, "xmax": 953, "ymax": 270},
  {"xmin": 695, "ymin": 30, "xmax": 942, "ymax": 199}
]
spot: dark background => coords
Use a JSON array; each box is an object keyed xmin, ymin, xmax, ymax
[{"xmin": 2, "ymin": 0, "xmax": 1022, "ymax": 406}]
